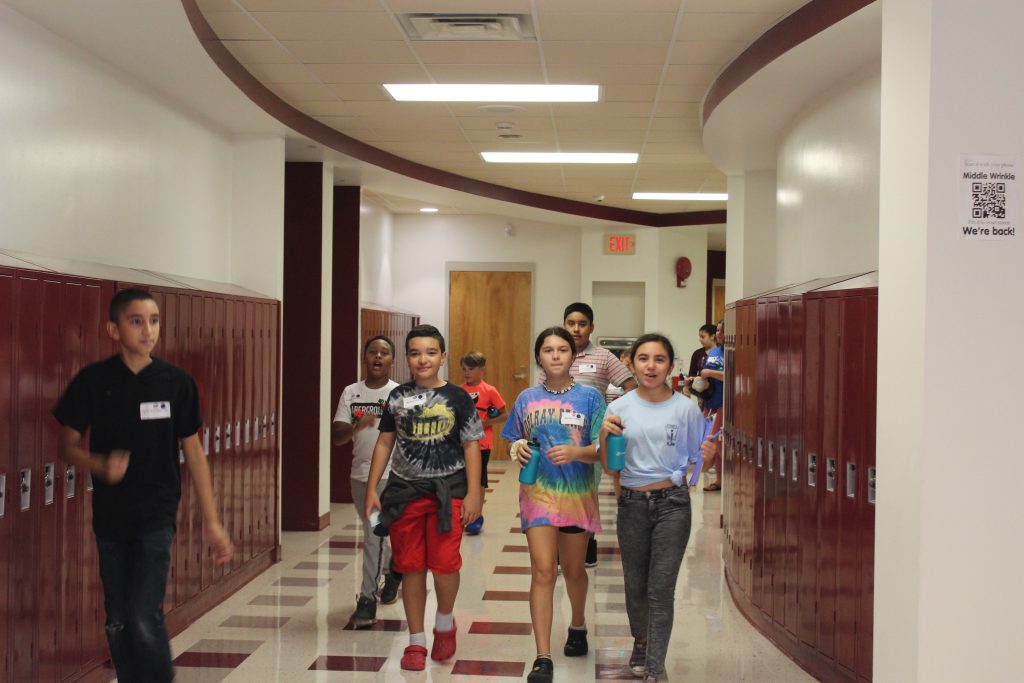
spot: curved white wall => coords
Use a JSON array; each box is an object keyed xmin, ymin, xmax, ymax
[{"xmin": 776, "ymin": 69, "xmax": 881, "ymax": 283}]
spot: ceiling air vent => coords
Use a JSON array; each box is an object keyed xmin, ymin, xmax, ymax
[{"xmin": 398, "ymin": 13, "xmax": 536, "ymax": 41}]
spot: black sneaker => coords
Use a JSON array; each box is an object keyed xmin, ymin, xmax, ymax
[
  {"xmin": 564, "ymin": 626, "xmax": 588, "ymax": 657},
  {"xmin": 526, "ymin": 656, "xmax": 554, "ymax": 683},
  {"xmin": 629, "ymin": 639, "xmax": 648, "ymax": 677},
  {"xmin": 585, "ymin": 538, "xmax": 598, "ymax": 568},
  {"xmin": 380, "ymin": 570, "xmax": 402, "ymax": 605},
  {"xmin": 349, "ymin": 595, "xmax": 376, "ymax": 628}
]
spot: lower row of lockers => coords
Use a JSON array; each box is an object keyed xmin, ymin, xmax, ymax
[
  {"xmin": 0, "ymin": 261, "xmax": 280, "ymax": 683},
  {"xmin": 722, "ymin": 272, "xmax": 877, "ymax": 683}
]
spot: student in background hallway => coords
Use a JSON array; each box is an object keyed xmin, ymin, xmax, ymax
[
  {"xmin": 460, "ymin": 350, "xmax": 507, "ymax": 535},
  {"xmin": 540, "ymin": 302, "xmax": 636, "ymax": 567},
  {"xmin": 332, "ymin": 335, "xmax": 403, "ymax": 628},
  {"xmin": 363, "ymin": 325, "xmax": 484, "ymax": 671},
  {"xmin": 699, "ymin": 320, "xmax": 725, "ymax": 492},
  {"xmin": 604, "ymin": 349, "xmax": 634, "ymax": 403},
  {"xmin": 53, "ymin": 288, "xmax": 233, "ymax": 683},
  {"xmin": 600, "ymin": 333, "xmax": 703, "ymax": 683},
  {"xmin": 503, "ymin": 327, "xmax": 606, "ymax": 683}
]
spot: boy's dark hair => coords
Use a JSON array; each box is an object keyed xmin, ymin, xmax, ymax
[
  {"xmin": 109, "ymin": 288, "xmax": 156, "ymax": 323},
  {"xmin": 630, "ymin": 333, "xmax": 675, "ymax": 365},
  {"xmin": 534, "ymin": 326, "xmax": 577, "ymax": 364},
  {"xmin": 699, "ymin": 323, "xmax": 717, "ymax": 337},
  {"xmin": 562, "ymin": 302, "xmax": 594, "ymax": 324},
  {"xmin": 406, "ymin": 324, "xmax": 446, "ymax": 352},
  {"xmin": 461, "ymin": 351, "xmax": 486, "ymax": 367},
  {"xmin": 364, "ymin": 335, "xmax": 395, "ymax": 356}
]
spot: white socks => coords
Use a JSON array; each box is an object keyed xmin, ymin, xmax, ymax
[
  {"xmin": 410, "ymin": 632, "xmax": 426, "ymax": 648},
  {"xmin": 435, "ymin": 611, "xmax": 455, "ymax": 632}
]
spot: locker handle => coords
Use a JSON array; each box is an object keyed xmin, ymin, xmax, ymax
[
  {"xmin": 826, "ymin": 457, "xmax": 837, "ymax": 492},
  {"xmin": 779, "ymin": 445, "xmax": 786, "ymax": 478},
  {"xmin": 20, "ymin": 469, "xmax": 31, "ymax": 511},
  {"xmin": 66, "ymin": 464, "xmax": 76, "ymax": 499},
  {"xmin": 0, "ymin": 473, "xmax": 5, "ymax": 518},
  {"xmin": 757, "ymin": 438, "xmax": 763, "ymax": 468},
  {"xmin": 868, "ymin": 467, "xmax": 877, "ymax": 505},
  {"xmin": 807, "ymin": 453, "xmax": 818, "ymax": 487},
  {"xmin": 791, "ymin": 450, "xmax": 799, "ymax": 482},
  {"xmin": 767, "ymin": 441, "xmax": 774, "ymax": 472},
  {"xmin": 846, "ymin": 462, "xmax": 857, "ymax": 498}
]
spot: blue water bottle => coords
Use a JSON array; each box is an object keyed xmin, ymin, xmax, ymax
[
  {"xmin": 487, "ymin": 405, "xmax": 500, "ymax": 418},
  {"xmin": 519, "ymin": 439, "xmax": 542, "ymax": 485},
  {"xmin": 606, "ymin": 433, "xmax": 626, "ymax": 471}
]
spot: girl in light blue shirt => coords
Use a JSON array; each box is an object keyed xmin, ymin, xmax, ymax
[{"xmin": 599, "ymin": 333, "xmax": 704, "ymax": 682}]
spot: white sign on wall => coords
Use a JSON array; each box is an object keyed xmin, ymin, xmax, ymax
[{"xmin": 959, "ymin": 154, "xmax": 1019, "ymax": 239}]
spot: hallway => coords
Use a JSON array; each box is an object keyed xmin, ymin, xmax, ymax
[{"xmin": 162, "ymin": 465, "xmax": 814, "ymax": 682}]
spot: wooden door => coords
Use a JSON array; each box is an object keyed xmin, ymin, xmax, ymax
[{"xmin": 449, "ymin": 271, "xmax": 532, "ymax": 461}]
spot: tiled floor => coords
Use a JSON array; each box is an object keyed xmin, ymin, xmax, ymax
[{"xmin": 157, "ymin": 465, "xmax": 815, "ymax": 682}]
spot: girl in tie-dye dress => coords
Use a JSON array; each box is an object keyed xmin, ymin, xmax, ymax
[{"xmin": 501, "ymin": 327, "xmax": 605, "ymax": 683}]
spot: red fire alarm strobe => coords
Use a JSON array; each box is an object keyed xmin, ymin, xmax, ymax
[{"xmin": 676, "ymin": 257, "xmax": 692, "ymax": 287}]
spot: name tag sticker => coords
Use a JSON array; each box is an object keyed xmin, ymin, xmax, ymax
[
  {"xmin": 140, "ymin": 401, "xmax": 171, "ymax": 421},
  {"xmin": 578, "ymin": 363, "xmax": 598, "ymax": 374},
  {"xmin": 403, "ymin": 394, "xmax": 427, "ymax": 410},
  {"xmin": 560, "ymin": 410, "xmax": 585, "ymax": 427}
]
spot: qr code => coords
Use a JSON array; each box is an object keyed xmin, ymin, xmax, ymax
[{"xmin": 972, "ymin": 182, "xmax": 1006, "ymax": 218}]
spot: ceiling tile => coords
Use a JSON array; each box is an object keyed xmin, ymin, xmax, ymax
[
  {"xmin": 313, "ymin": 115, "xmax": 374, "ymax": 130},
  {"xmin": 535, "ymin": 0, "xmax": 682, "ymax": 12},
  {"xmin": 537, "ymin": 13, "xmax": 677, "ymax": 42},
  {"xmin": 642, "ymin": 141, "xmax": 705, "ymax": 155},
  {"xmin": 204, "ymin": 12, "xmax": 268, "ymax": 40},
  {"xmin": 368, "ymin": 129, "xmax": 468, "ymax": 143},
  {"xmin": 284, "ymin": 41, "xmax": 417, "ymax": 64},
  {"xmin": 556, "ymin": 117, "xmax": 650, "ymax": 131},
  {"xmin": 550, "ymin": 101, "xmax": 655, "ymax": 117},
  {"xmin": 677, "ymin": 12, "xmax": 780, "ymax": 42},
  {"xmin": 413, "ymin": 42, "xmax": 541, "ymax": 65},
  {"xmin": 387, "ymin": 0, "xmax": 533, "ymax": 12},
  {"xmin": 662, "ymin": 64, "xmax": 720, "ymax": 85},
  {"xmin": 296, "ymin": 101, "xmax": 352, "ymax": 116},
  {"xmin": 601, "ymin": 84, "xmax": 660, "ymax": 102},
  {"xmin": 356, "ymin": 115, "xmax": 463, "ymax": 131},
  {"xmin": 545, "ymin": 64, "xmax": 663, "ymax": 84},
  {"xmin": 684, "ymin": 0, "xmax": 801, "ymax": 14},
  {"xmin": 669, "ymin": 41, "xmax": 746, "ymax": 65},
  {"xmin": 646, "ymin": 129, "xmax": 701, "ymax": 143},
  {"xmin": 251, "ymin": 12, "xmax": 401, "ymax": 41},
  {"xmin": 543, "ymin": 41, "xmax": 669, "ymax": 65},
  {"xmin": 244, "ymin": 62, "xmax": 317, "ymax": 83},
  {"xmin": 345, "ymin": 101, "xmax": 453, "ymax": 117},
  {"xmin": 223, "ymin": 40, "xmax": 298, "ymax": 64},
  {"xmin": 649, "ymin": 117, "xmax": 701, "ymax": 132},
  {"xmin": 556, "ymin": 130, "xmax": 646, "ymax": 144},
  {"xmin": 308, "ymin": 63, "xmax": 428, "ymax": 83},
  {"xmin": 462, "ymin": 129, "xmax": 558, "ymax": 143},
  {"xmin": 456, "ymin": 117, "xmax": 553, "ymax": 131},
  {"xmin": 239, "ymin": 0, "xmax": 381, "ymax": 10},
  {"xmin": 447, "ymin": 102, "xmax": 552, "ymax": 118},
  {"xmin": 423, "ymin": 64, "xmax": 546, "ymax": 83},
  {"xmin": 657, "ymin": 83, "xmax": 708, "ymax": 103},
  {"xmin": 327, "ymin": 83, "xmax": 390, "ymax": 101},
  {"xmin": 197, "ymin": 0, "xmax": 238, "ymax": 11},
  {"xmin": 651, "ymin": 102, "xmax": 700, "ymax": 118},
  {"xmin": 267, "ymin": 82, "xmax": 337, "ymax": 101}
]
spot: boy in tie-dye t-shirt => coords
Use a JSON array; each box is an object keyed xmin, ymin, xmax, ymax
[{"xmin": 501, "ymin": 383, "xmax": 606, "ymax": 532}]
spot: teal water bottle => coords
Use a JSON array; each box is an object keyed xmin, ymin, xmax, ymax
[
  {"xmin": 487, "ymin": 405, "xmax": 500, "ymax": 418},
  {"xmin": 606, "ymin": 433, "xmax": 626, "ymax": 471},
  {"xmin": 519, "ymin": 440, "xmax": 542, "ymax": 485}
]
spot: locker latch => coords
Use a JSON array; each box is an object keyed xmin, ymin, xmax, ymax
[
  {"xmin": 214, "ymin": 425, "xmax": 222, "ymax": 454},
  {"xmin": 44, "ymin": 463, "xmax": 55, "ymax": 506},
  {"xmin": 0, "ymin": 474, "xmax": 5, "ymax": 518},
  {"xmin": 791, "ymin": 450, "xmax": 799, "ymax": 482},
  {"xmin": 66, "ymin": 465, "xmax": 76, "ymax": 499},
  {"xmin": 271, "ymin": 412, "xmax": 276, "ymax": 437},
  {"xmin": 867, "ymin": 467, "xmax": 877, "ymax": 505},
  {"xmin": 20, "ymin": 469, "xmax": 31, "ymax": 511},
  {"xmin": 807, "ymin": 453, "xmax": 817, "ymax": 487},
  {"xmin": 235, "ymin": 421, "xmax": 241, "ymax": 449},
  {"xmin": 757, "ymin": 438, "xmax": 763, "ymax": 468},
  {"xmin": 225, "ymin": 423, "xmax": 232, "ymax": 450},
  {"xmin": 767, "ymin": 441, "xmax": 774, "ymax": 472},
  {"xmin": 263, "ymin": 415, "xmax": 268, "ymax": 439},
  {"xmin": 203, "ymin": 427, "xmax": 210, "ymax": 454},
  {"xmin": 846, "ymin": 462, "xmax": 857, "ymax": 498},
  {"xmin": 826, "ymin": 457, "xmax": 837, "ymax": 492},
  {"xmin": 779, "ymin": 445, "xmax": 786, "ymax": 478},
  {"xmin": 245, "ymin": 418, "xmax": 251, "ymax": 445}
]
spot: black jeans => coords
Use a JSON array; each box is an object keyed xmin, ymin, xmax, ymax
[
  {"xmin": 95, "ymin": 524, "xmax": 176, "ymax": 683},
  {"xmin": 616, "ymin": 486, "xmax": 692, "ymax": 677}
]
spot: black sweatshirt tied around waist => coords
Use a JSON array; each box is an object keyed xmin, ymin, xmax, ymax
[{"xmin": 373, "ymin": 469, "xmax": 468, "ymax": 537}]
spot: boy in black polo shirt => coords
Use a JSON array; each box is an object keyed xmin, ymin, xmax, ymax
[{"xmin": 53, "ymin": 288, "xmax": 233, "ymax": 683}]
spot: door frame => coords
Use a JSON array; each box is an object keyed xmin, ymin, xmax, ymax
[{"xmin": 444, "ymin": 261, "xmax": 536, "ymax": 382}]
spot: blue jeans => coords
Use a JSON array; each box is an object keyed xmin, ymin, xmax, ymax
[
  {"xmin": 95, "ymin": 524, "xmax": 176, "ymax": 683},
  {"xmin": 617, "ymin": 486, "xmax": 692, "ymax": 677}
]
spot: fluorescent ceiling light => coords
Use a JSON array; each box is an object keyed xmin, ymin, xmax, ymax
[
  {"xmin": 632, "ymin": 192, "xmax": 728, "ymax": 201},
  {"xmin": 419, "ymin": 207, "xmax": 439, "ymax": 213},
  {"xmin": 482, "ymin": 152, "xmax": 638, "ymax": 164},
  {"xmin": 384, "ymin": 83, "xmax": 599, "ymax": 102}
]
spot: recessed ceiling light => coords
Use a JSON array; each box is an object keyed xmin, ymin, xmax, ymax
[
  {"xmin": 482, "ymin": 152, "xmax": 638, "ymax": 164},
  {"xmin": 632, "ymin": 192, "xmax": 728, "ymax": 201},
  {"xmin": 419, "ymin": 207, "xmax": 439, "ymax": 213},
  {"xmin": 383, "ymin": 83, "xmax": 599, "ymax": 102}
]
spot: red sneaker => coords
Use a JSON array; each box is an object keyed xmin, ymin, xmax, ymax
[
  {"xmin": 430, "ymin": 623, "xmax": 458, "ymax": 662},
  {"xmin": 400, "ymin": 645, "xmax": 427, "ymax": 671}
]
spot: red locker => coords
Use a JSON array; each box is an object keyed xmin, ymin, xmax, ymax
[
  {"xmin": 765, "ymin": 298, "xmax": 782, "ymax": 624},
  {"xmin": 230, "ymin": 298, "xmax": 244, "ymax": 573},
  {"xmin": 212, "ymin": 296, "xmax": 227, "ymax": 584},
  {"xmin": 752, "ymin": 300, "xmax": 769, "ymax": 612},
  {"xmin": 0, "ymin": 269, "xmax": 15, "ymax": 682},
  {"xmin": 799, "ymin": 297, "xmax": 823, "ymax": 648},
  {"xmin": 158, "ymin": 291, "xmax": 182, "ymax": 612},
  {"xmin": 817, "ymin": 294, "xmax": 842, "ymax": 661},
  {"xmin": 198, "ymin": 295, "xmax": 215, "ymax": 590},
  {"xmin": 858, "ymin": 292, "xmax": 878, "ymax": 683},
  {"xmin": 242, "ymin": 300, "xmax": 254, "ymax": 562},
  {"xmin": 271, "ymin": 301, "xmax": 281, "ymax": 555},
  {"xmin": 784, "ymin": 296, "xmax": 804, "ymax": 638},
  {"xmin": 187, "ymin": 294, "xmax": 203, "ymax": 600}
]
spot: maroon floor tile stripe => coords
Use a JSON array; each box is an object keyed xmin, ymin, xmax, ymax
[
  {"xmin": 327, "ymin": 540, "xmax": 365, "ymax": 549},
  {"xmin": 469, "ymin": 621, "xmax": 533, "ymax": 635},
  {"xmin": 596, "ymin": 662, "xmax": 637, "ymax": 680},
  {"xmin": 509, "ymin": 527, "xmax": 522, "ymax": 533},
  {"xmin": 594, "ymin": 566, "xmax": 624, "ymax": 577},
  {"xmin": 483, "ymin": 590, "xmax": 531, "ymax": 601},
  {"xmin": 596, "ymin": 601, "xmax": 628, "ymax": 612},
  {"xmin": 293, "ymin": 561, "xmax": 349, "ymax": 571},
  {"xmin": 274, "ymin": 577, "xmax": 329, "ymax": 587},
  {"xmin": 502, "ymin": 545, "xmax": 530, "ymax": 553},
  {"xmin": 451, "ymin": 660, "xmax": 526, "ymax": 677},
  {"xmin": 596, "ymin": 547, "xmax": 621, "ymax": 555},
  {"xmin": 595, "ymin": 584, "xmax": 626, "ymax": 593},
  {"xmin": 493, "ymin": 566, "xmax": 532, "ymax": 575},
  {"xmin": 308, "ymin": 655, "xmax": 388, "ymax": 672},
  {"xmin": 249, "ymin": 594, "xmax": 313, "ymax": 606},
  {"xmin": 173, "ymin": 651, "xmax": 250, "ymax": 668},
  {"xmin": 595, "ymin": 623, "xmax": 633, "ymax": 637},
  {"xmin": 220, "ymin": 615, "xmax": 290, "ymax": 628},
  {"xmin": 342, "ymin": 618, "xmax": 408, "ymax": 631}
]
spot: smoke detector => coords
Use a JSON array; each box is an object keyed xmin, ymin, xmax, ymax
[{"xmin": 398, "ymin": 13, "xmax": 536, "ymax": 41}]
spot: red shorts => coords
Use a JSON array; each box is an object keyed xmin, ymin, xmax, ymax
[{"xmin": 388, "ymin": 495, "xmax": 463, "ymax": 574}]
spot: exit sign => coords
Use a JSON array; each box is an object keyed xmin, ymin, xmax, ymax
[{"xmin": 604, "ymin": 233, "xmax": 636, "ymax": 255}]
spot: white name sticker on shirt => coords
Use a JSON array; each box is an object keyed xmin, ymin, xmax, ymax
[
  {"xmin": 578, "ymin": 363, "xmax": 598, "ymax": 374},
  {"xmin": 140, "ymin": 401, "xmax": 171, "ymax": 421},
  {"xmin": 560, "ymin": 410, "xmax": 585, "ymax": 427},
  {"xmin": 403, "ymin": 394, "xmax": 427, "ymax": 410}
]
